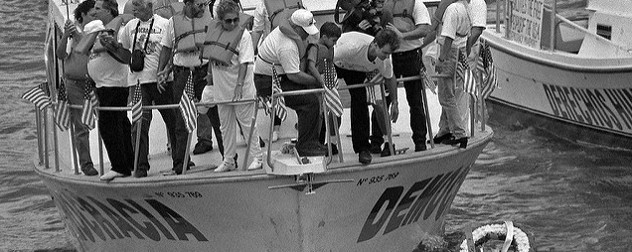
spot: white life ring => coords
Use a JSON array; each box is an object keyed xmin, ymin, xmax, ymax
[{"xmin": 459, "ymin": 221, "xmax": 531, "ymax": 252}]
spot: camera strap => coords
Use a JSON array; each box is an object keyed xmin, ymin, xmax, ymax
[{"xmin": 132, "ymin": 18, "xmax": 155, "ymax": 53}]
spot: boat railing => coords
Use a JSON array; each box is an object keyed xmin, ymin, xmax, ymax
[{"xmin": 32, "ymin": 62, "xmax": 491, "ymax": 176}]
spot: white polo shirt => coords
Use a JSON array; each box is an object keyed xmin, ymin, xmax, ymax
[
  {"xmin": 468, "ymin": 0, "xmax": 487, "ymax": 28},
  {"xmin": 440, "ymin": 1, "xmax": 471, "ymax": 49},
  {"xmin": 333, "ymin": 32, "xmax": 394, "ymax": 79}
]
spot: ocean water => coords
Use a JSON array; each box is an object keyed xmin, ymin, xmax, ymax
[{"xmin": 2, "ymin": 0, "xmax": 632, "ymax": 251}]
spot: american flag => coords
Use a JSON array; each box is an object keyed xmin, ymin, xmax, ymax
[
  {"xmin": 179, "ymin": 71, "xmax": 197, "ymax": 133},
  {"xmin": 323, "ymin": 59, "xmax": 343, "ymax": 117},
  {"xmin": 477, "ymin": 41, "xmax": 498, "ymax": 99},
  {"xmin": 80, "ymin": 81, "xmax": 98, "ymax": 130},
  {"xmin": 22, "ymin": 83, "xmax": 52, "ymax": 110},
  {"xmin": 271, "ymin": 66, "xmax": 287, "ymax": 122},
  {"xmin": 130, "ymin": 81, "xmax": 143, "ymax": 124},
  {"xmin": 365, "ymin": 70, "xmax": 383, "ymax": 105},
  {"xmin": 55, "ymin": 81, "xmax": 70, "ymax": 131},
  {"xmin": 456, "ymin": 50, "xmax": 477, "ymax": 99}
]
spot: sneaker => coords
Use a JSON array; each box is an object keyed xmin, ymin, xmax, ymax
[
  {"xmin": 248, "ymin": 158, "xmax": 263, "ymax": 170},
  {"xmin": 192, "ymin": 142, "xmax": 213, "ymax": 155},
  {"xmin": 380, "ymin": 143, "xmax": 394, "ymax": 157},
  {"xmin": 358, "ymin": 150, "xmax": 372, "ymax": 165},
  {"xmin": 100, "ymin": 170, "xmax": 128, "ymax": 181},
  {"xmin": 81, "ymin": 164, "xmax": 98, "ymax": 176},
  {"xmin": 214, "ymin": 159, "xmax": 236, "ymax": 172},
  {"xmin": 271, "ymin": 131, "xmax": 279, "ymax": 142},
  {"xmin": 134, "ymin": 169, "xmax": 148, "ymax": 178}
]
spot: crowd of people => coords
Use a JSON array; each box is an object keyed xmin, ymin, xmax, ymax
[{"xmin": 57, "ymin": 0, "xmax": 487, "ymax": 181}]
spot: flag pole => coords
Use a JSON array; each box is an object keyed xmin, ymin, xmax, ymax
[
  {"xmin": 182, "ymin": 132, "xmax": 193, "ymax": 174},
  {"xmin": 133, "ymin": 119, "xmax": 143, "ymax": 177}
]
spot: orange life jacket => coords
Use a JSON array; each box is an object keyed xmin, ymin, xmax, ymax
[
  {"xmin": 382, "ymin": 0, "xmax": 416, "ymax": 32},
  {"xmin": 264, "ymin": 0, "xmax": 304, "ymax": 30},
  {"xmin": 172, "ymin": 12, "xmax": 213, "ymax": 53},
  {"xmin": 202, "ymin": 20, "xmax": 245, "ymax": 65}
]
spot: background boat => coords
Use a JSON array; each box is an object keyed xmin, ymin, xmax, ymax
[{"xmin": 481, "ymin": 0, "xmax": 632, "ymax": 150}]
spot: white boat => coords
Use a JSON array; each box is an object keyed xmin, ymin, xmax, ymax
[
  {"xmin": 32, "ymin": 0, "xmax": 493, "ymax": 251},
  {"xmin": 481, "ymin": 0, "xmax": 632, "ymax": 150}
]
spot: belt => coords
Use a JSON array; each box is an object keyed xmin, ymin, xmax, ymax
[{"xmin": 173, "ymin": 63, "xmax": 208, "ymax": 71}]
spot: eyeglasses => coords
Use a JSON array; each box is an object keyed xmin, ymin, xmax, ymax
[{"xmin": 223, "ymin": 17, "xmax": 240, "ymax": 24}]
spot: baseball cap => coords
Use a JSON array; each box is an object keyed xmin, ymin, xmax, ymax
[{"xmin": 290, "ymin": 9, "xmax": 318, "ymax": 35}]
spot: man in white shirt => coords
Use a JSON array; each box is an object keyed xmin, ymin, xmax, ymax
[
  {"xmin": 253, "ymin": 9, "xmax": 326, "ymax": 156},
  {"xmin": 119, "ymin": 0, "xmax": 184, "ymax": 178},
  {"xmin": 434, "ymin": 0, "xmax": 471, "ymax": 147},
  {"xmin": 382, "ymin": 0, "xmax": 432, "ymax": 153},
  {"xmin": 333, "ymin": 30, "xmax": 400, "ymax": 165}
]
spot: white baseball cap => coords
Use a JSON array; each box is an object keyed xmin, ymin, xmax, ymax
[{"xmin": 290, "ymin": 9, "xmax": 318, "ymax": 35}]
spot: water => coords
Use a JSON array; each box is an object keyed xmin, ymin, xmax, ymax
[{"xmin": 2, "ymin": 0, "xmax": 632, "ymax": 251}]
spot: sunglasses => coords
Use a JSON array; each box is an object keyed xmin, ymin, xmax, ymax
[{"xmin": 223, "ymin": 17, "xmax": 240, "ymax": 24}]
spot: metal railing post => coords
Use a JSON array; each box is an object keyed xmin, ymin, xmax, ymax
[
  {"xmin": 36, "ymin": 108, "xmax": 44, "ymax": 166},
  {"xmin": 505, "ymin": 0, "xmax": 511, "ymax": 39},
  {"xmin": 43, "ymin": 108, "xmax": 50, "ymax": 169},
  {"xmin": 70, "ymin": 123, "xmax": 79, "ymax": 174},
  {"xmin": 550, "ymin": 0, "xmax": 556, "ymax": 51},
  {"xmin": 496, "ymin": 0, "xmax": 501, "ymax": 33}
]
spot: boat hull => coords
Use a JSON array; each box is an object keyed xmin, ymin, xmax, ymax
[
  {"xmin": 482, "ymin": 29, "xmax": 632, "ymax": 150},
  {"xmin": 36, "ymin": 138, "xmax": 488, "ymax": 252}
]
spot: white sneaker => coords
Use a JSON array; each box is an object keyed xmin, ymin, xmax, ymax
[
  {"xmin": 214, "ymin": 159, "xmax": 236, "ymax": 172},
  {"xmin": 100, "ymin": 170, "xmax": 128, "ymax": 181},
  {"xmin": 248, "ymin": 158, "xmax": 263, "ymax": 170},
  {"xmin": 271, "ymin": 131, "xmax": 279, "ymax": 142}
]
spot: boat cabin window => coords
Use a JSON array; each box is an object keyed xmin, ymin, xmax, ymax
[{"xmin": 596, "ymin": 24, "xmax": 612, "ymax": 40}]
